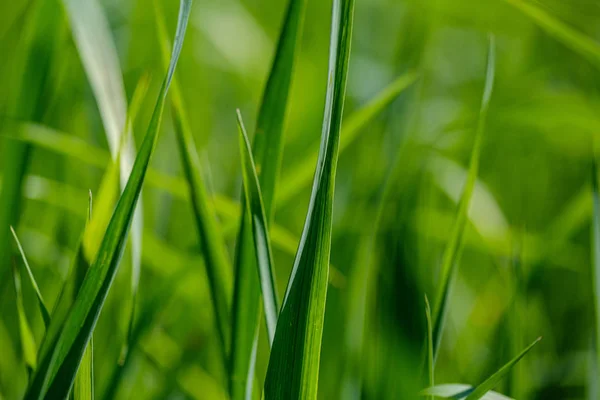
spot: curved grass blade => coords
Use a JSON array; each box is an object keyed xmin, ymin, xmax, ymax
[
  {"xmin": 153, "ymin": 0, "xmax": 233, "ymax": 356},
  {"xmin": 420, "ymin": 384, "xmax": 513, "ymax": 400},
  {"xmin": 12, "ymin": 262, "xmax": 38, "ymax": 374},
  {"xmin": 264, "ymin": 0, "xmax": 354, "ymax": 397},
  {"xmin": 464, "ymin": 337, "xmax": 541, "ymax": 400},
  {"xmin": 229, "ymin": 0, "xmax": 307, "ymax": 397},
  {"xmin": 276, "ymin": 71, "xmax": 418, "ymax": 205},
  {"xmin": 61, "ymin": 0, "xmax": 144, "ymax": 337},
  {"xmin": 425, "ymin": 295, "xmax": 434, "ymax": 400},
  {"xmin": 432, "ymin": 36, "xmax": 495, "ymax": 361},
  {"xmin": 24, "ymin": 2, "xmax": 191, "ymax": 398},
  {"xmin": 503, "ymin": 0, "xmax": 600, "ymax": 68},
  {"xmin": 237, "ymin": 110, "xmax": 280, "ymax": 343},
  {"xmin": 10, "ymin": 226, "xmax": 50, "ymax": 328}
]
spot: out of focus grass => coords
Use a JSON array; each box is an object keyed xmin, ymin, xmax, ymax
[{"xmin": 1, "ymin": 0, "xmax": 600, "ymax": 399}]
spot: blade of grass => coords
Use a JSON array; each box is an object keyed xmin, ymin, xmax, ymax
[
  {"xmin": 464, "ymin": 337, "xmax": 541, "ymax": 400},
  {"xmin": 591, "ymin": 146, "xmax": 600, "ymax": 390},
  {"xmin": 229, "ymin": 0, "xmax": 307, "ymax": 397},
  {"xmin": 154, "ymin": 0, "xmax": 233, "ymax": 356},
  {"xmin": 24, "ymin": 1, "xmax": 191, "ymax": 398},
  {"xmin": 503, "ymin": 0, "xmax": 600, "ymax": 68},
  {"xmin": 276, "ymin": 71, "xmax": 418, "ymax": 205},
  {"xmin": 237, "ymin": 110, "xmax": 280, "ymax": 343},
  {"xmin": 432, "ymin": 36, "xmax": 495, "ymax": 362},
  {"xmin": 10, "ymin": 226, "xmax": 50, "ymax": 328},
  {"xmin": 425, "ymin": 295, "xmax": 434, "ymax": 400},
  {"xmin": 420, "ymin": 384, "xmax": 513, "ymax": 399},
  {"xmin": 264, "ymin": 0, "xmax": 354, "ymax": 397},
  {"xmin": 61, "ymin": 0, "xmax": 144, "ymax": 339},
  {"xmin": 12, "ymin": 262, "xmax": 38, "ymax": 374}
]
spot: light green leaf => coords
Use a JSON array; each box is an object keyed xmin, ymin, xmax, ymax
[
  {"xmin": 276, "ymin": 70, "xmax": 418, "ymax": 205},
  {"xmin": 229, "ymin": 0, "xmax": 307, "ymax": 398},
  {"xmin": 10, "ymin": 226, "xmax": 50, "ymax": 328},
  {"xmin": 24, "ymin": 1, "xmax": 191, "ymax": 398},
  {"xmin": 237, "ymin": 110, "xmax": 280, "ymax": 344},
  {"xmin": 432, "ymin": 36, "xmax": 495, "ymax": 361},
  {"xmin": 12, "ymin": 263, "xmax": 38, "ymax": 373},
  {"xmin": 264, "ymin": 0, "xmax": 354, "ymax": 397},
  {"xmin": 421, "ymin": 384, "xmax": 513, "ymax": 400}
]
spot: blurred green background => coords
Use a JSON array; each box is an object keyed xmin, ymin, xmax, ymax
[{"xmin": 1, "ymin": 0, "xmax": 599, "ymax": 399}]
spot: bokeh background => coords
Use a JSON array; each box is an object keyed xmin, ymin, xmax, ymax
[{"xmin": 1, "ymin": 0, "xmax": 600, "ymax": 399}]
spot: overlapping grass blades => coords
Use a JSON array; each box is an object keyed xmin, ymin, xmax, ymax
[
  {"xmin": 263, "ymin": 0, "xmax": 354, "ymax": 397},
  {"xmin": 154, "ymin": 0, "xmax": 233, "ymax": 356},
  {"xmin": 432, "ymin": 36, "xmax": 495, "ymax": 361},
  {"xmin": 24, "ymin": 1, "xmax": 191, "ymax": 398},
  {"xmin": 229, "ymin": 0, "xmax": 306, "ymax": 398},
  {"xmin": 12, "ymin": 263, "xmax": 38, "ymax": 373},
  {"xmin": 237, "ymin": 110, "xmax": 280, "ymax": 343}
]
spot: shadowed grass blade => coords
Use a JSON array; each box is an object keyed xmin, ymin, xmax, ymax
[
  {"xmin": 24, "ymin": 1, "xmax": 191, "ymax": 398},
  {"xmin": 432, "ymin": 36, "xmax": 495, "ymax": 361},
  {"xmin": 264, "ymin": 0, "xmax": 354, "ymax": 397},
  {"xmin": 154, "ymin": 0, "xmax": 233, "ymax": 356},
  {"xmin": 504, "ymin": 0, "xmax": 600, "ymax": 68},
  {"xmin": 425, "ymin": 295, "xmax": 434, "ymax": 400},
  {"xmin": 237, "ymin": 110, "xmax": 280, "ymax": 343},
  {"xmin": 12, "ymin": 263, "xmax": 38, "ymax": 373},
  {"xmin": 464, "ymin": 337, "xmax": 541, "ymax": 400},
  {"xmin": 11, "ymin": 226, "xmax": 50, "ymax": 328},
  {"xmin": 277, "ymin": 71, "xmax": 418, "ymax": 205},
  {"xmin": 229, "ymin": 0, "xmax": 307, "ymax": 397}
]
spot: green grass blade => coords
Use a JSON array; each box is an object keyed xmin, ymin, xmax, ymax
[
  {"xmin": 237, "ymin": 110, "xmax": 280, "ymax": 343},
  {"xmin": 12, "ymin": 263, "xmax": 38, "ymax": 373},
  {"xmin": 591, "ymin": 148, "xmax": 600, "ymax": 386},
  {"xmin": 229, "ymin": 1, "xmax": 307, "ymax": 396},
  {"xmin": 432, "ymin": 36, "xmax": 495, "ymax": 361},
  {"xmin": 464, "ymin": 337, "xmax": 541, "ymax": 400},
  {"xmin": 504, "ymin": 0, "xmax": 600, "ymax": 68},
  {"xmin": 264, "ymin": 0, "xmax": 354, "ymax": 397},
  {"xmin": 276, "ymin": 71, "xmax": 418, "ymax": 205},
  {"xmin": 61, "ymin": 0, "xmax": 144, "ymax": 335},
  {"xmin": 24, "ymin": 1, "xmax": 191, "ymax": 398},
  {"xmin": 425, "ymin": 295, "xmax": 434, "ymax": 400},
  {"xmin": 154, "ymin": 0, "xmax": 233, "ymax": 355},
  {"xmin": 10, "ymin": 226, "xmax": 50, "ymax": 328}
]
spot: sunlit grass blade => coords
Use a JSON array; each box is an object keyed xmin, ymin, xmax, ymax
[
  {"xmin": 504, "ymin": 0, "xmax": 600, "ymax": 67},
  {"xmin": 24, "ymin": 1, "xmax": 191, "ymax": 398},
  {"xmin": 464, "ymin": 337, "xmax": 541, "ymax": 400},
  {"xmin": 432, "ymin": 36, "xmax": 495, "ymax": 361},
  {"xmin": 420, "ymin": 384, "xmax": 513, "ymax": 400},
  {"xmin": 425, "ymin": 295, "xmax": 434, "ymax": 400},
  {"xmin": 154, "ymin": 0, "xmax": 233, "ymax": 356},
  {"xmin": 264, "ymin": 0, "xmax": 354, "ymax": 397},
  {"xmin": 237, "ymin": 110, "xmax": 280, "ymax": 343},
  {"xmin": 10, "ymin": 226, "xmax": 50, "ymax": 328},
  {"xmin": 277, "ymin": 71, "xmax": 418, "ymax": 205},
  {"xmin": 229, "ymin": 0, "xmax": 307, "ymax": 397},
  {"xmin": 12, "ymin": 263, "xmax": 38, "ymax": 374},
  {"xmin": 61, "ymin": 0, "xmax": 144, "ymax": 336}
]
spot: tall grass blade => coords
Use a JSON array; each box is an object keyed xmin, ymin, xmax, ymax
[
  {"xmin": 12, "ymin": 263, "xmax": 38, "ymax": 373},
  {"xmin": 10, "ymin": 226, "xmax": 50, "ymax": 328},
  {"xmin": 504, "ymin": 0, "xmax": 600, "ymax": 68},
  {"xmin": 61, "ymin": 0, "xmax": 144, "ymax": 329},
  {"xmin": 264, "ymin": 0, "xmax": 354, "ymax": 397},
  {"xmin": 237, "ymin": 110, "xmax": 280, "ymax": 343},
  {"xmin": 154, "ymin": 0, "xmax": 233, "ymax": 356},
  {"xmin": 432, "ymin": 36, "xmax": 495, "ymax": 361},
  {"xmin": 464, "ymin": 337, "xmax": 541, "ymax": 400},
  {"xmin": 24, "ymin": 1, "xmax": 191, "ymax": 398},
  {"xmin": 591, "ymin": 147, "xmax": 600, "ymax": 390},
  {"xmin": 229, "ymin": 0, "xmax": 307, "ymax": 397},
  {"xmin": 425, "ymin": 295, "xmax": 434, "ymax": 400},
  {"xmin": 277, "ymin": 71, "xmax": 418, "ymax": 205}
]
